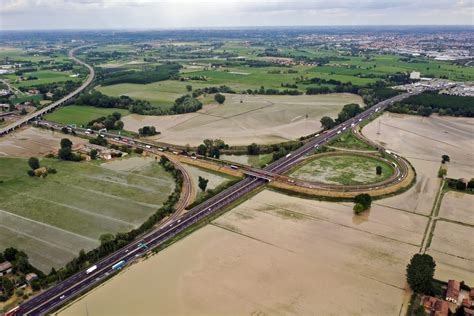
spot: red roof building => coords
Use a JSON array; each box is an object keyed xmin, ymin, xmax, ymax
[
  {"xmin": 446, "ymin": 280, "xmax": 461, "ymax": 304},
  {"xmin": 423, "ymin": 296, "xmax": 449, "ymax": 316}
]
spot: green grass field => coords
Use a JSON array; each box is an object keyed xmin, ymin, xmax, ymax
[
  {"xmin": 291, "ymin": 154, "xmax": 394, "ymax": 186},
  {"xmin": 2, "ymin": 70, "xmax": 82, "ymax": 88},
  {"xmin": 96, "ymin": 80, "xmax": 215, "ymax": 107},
  {"xmin": 0, "ymin": 156, "xmax": 175, "ymax": 272},
  {"xmin": 220, "ymin": 153, "xmax": 273, "ymax": 168},
  {"xmin": 44, "ymin": 105, "xmax": 129, "ymax": 127},
  {"xmin": 328, "ymin": 131, "xmax": 377, "ymax": 151}
]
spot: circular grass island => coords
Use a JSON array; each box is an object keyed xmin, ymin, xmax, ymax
[{"xmin": 290, "ymin": 154, "xmax": 395, "ymax": 186}]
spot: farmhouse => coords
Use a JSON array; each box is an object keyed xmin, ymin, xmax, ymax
[
  {"xmin": 0, "ymin": 261, "xmax": 13, "ymax": 276},
  {"xmin": 25, "ymin": 272, "xmax": 38, "ymax": 284},
  {"xmin": 446, "ymin": 280, "xmax": 461, "ymax": 304},
  {"xmin": 422, "ymin": 296, "xmax": 449, "ymax": 316}
]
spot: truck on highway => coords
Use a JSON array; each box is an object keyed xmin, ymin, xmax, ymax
[
  {"xmin": 86, "ymin": 265, "xmax": 97, "ymax": 274},
  {"xmin": 112, "ymin": 260, "xmax": 125, "ymax": 270},
  {"xmin": 4, "ymin": 306, "xmax": 20, "ymax": 316}
]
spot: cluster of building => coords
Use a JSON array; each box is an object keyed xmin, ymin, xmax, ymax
[
  {"xmin": 77, "ymin": 143, "xmax": 124, "ymax": 160},
  {"xmin": 0, "ymin": 261, "xmax": 38, "ymax": 298},
  {"xmin": 422, "ymin": 280, "xmax": 474, "ymax": 316},
  {"xmin": 394, "ymin": 74, "xmax": 474, "ymax": 96}
]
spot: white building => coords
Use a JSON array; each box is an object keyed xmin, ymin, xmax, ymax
[{"xmin": 410, "ymin": 71, "xmax": 421, "ymax": 80}]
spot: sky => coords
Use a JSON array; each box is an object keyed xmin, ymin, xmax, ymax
[{"xmin": 1, "ymin": 0, "xmax": 473, "ymax": 30}]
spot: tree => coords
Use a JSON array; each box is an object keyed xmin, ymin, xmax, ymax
[
  {"xmin": 1, "ymin": 277, "xmax": 14, "ymax": 296},
  {"xmin": 441, "ymin": 155, "xmax": 450, "ymax": 164},
  {"xmin": 353, "ymin": 203, "xmax": 365, "ymax": 214},
  {"xmin": 90, "ymin": 149, "xmax": 98, "ymax": 160},
  {"xmin": 99, "ymin": 233, "xmax": 115, "ymax": 245},
  {"xmin": 320, "ymin": 116, "xmax": 335, "ymax": 130},
  {"xmin": 28, "ymin": 157, "xmax": 40, "ymax": 170},
  {"xmin": 456, "ymin": 179, "xmax": 467, "ymax": 191},
  {"xmin": 27, "ymin": 170, "xmax": 35, "ymax": 177},
  {"xmin": 354, "ymin": 193, "xmax": 372, "ymax": 210},
  {"xmin": 186, "ymin": 85, "xmax": 192, "ymax": 92},
  {"xmin": 138, "ymin": 126, "xmax": 158, "ymax": 136},
  {"xmin": 111, "ymin": 112, "xmax": 122, "ymax": 121},
  {"xmin": 58, "ymin": 147, "xmax": 73, "ymax": 161},
  {"xmin": 209, "ymin": 146, "xmax": 220, "ymax": 159},
  {"xmin": 214, "ymin": 93, "xmax": 226, "ymax": 104},
  {"xmin": 197, "ymin": 144, "xmax": 207, "ymax": 156},
  {"xmin": 103, "ymin": 118, "xmax": 115, "ymax": 130},
  {"xmin": 198, "ymin": 176, "xmax": 209, "ymax": 192},
  {"xmin": 376, "ymin": 165, "xmax": 382, "ymax": 175},
  {"xmin": 3, "ymin": 247, "xmax": 18, "ymax": 261},
  {"xmin": 247, "ymin": 143, "xmax": 260, "ymax": 155},
  {"xmin": 406, "ymin": 254, "xmax": 436, "ymax": 294},
  {"xmin": 114, "ymin": 120, "xmax": 124, "ymax": 130},
  {"xmin": 60, "ymin": 138, "xmax": 72, "ymax": 149},
  {"xmin": 468, "ymin": 178, "xmax": 474, "ymax": 189}
]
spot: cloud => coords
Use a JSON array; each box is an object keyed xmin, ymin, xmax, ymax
[{"xmin": 0, "ymin": 0, "xmax": 473, "ymax": 30}]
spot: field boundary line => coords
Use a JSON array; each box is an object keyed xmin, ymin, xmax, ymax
[
  {"xmin": 0, "ymin": 223, "xmax": 79, "ymax": 255},
  {"xmin": 0, "ymin": 209, "xmax": 98, "ymax": 243},
  {"xmin": 210, "ymin": 222, "xmax": 296, "ymax": 253}
]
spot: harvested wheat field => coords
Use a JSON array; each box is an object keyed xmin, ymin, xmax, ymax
[
  {"xmin": 60, "ymin": 190, "xmax": 426, "ymax": 316},
  {"xmin": 362, "ymin": 113, "xmax": 473, "ymax": 215},
  {"xmin": 427, "ymin": 192, "xmax": 474, "ymax": 284},
  {"xmin": 363, "ymin": 113, "xmax": 474, "ymax": 179},
  {"xmin": 0, "ymin": 127, "xmax": 88, "ymax": 157},
  {"xmin": 122, "ymin": 93, "xmax": 364, "ymax": 146}
]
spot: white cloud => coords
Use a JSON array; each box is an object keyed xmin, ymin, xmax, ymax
[{"xmin": 0, "ymin": 0, "xmax": 473, "ymax": 30}]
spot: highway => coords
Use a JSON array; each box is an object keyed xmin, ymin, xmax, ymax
[
  {"xmin": 10, "ymin": 89, "xmax": 422, "ymax": 316},
  {"xmin": 0, "ymin": 45, "xmax": 95, "ymax": 136}
]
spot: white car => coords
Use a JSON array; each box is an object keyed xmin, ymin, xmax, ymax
[{"xmin": 60, "ymin": 295, "xmax": 66, "ymax": 299}]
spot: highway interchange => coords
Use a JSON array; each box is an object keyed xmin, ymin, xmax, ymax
[
  {"xmin": 1, "ymin": 47, "xmax": 425, "ymax": 315},
  {"xmin": 8, "ymin": 87, "xmax": 422, "ymax": 315}
]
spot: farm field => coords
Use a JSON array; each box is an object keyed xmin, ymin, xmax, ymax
[
  {"xmin": 438, "ymin": 191, "xmax": 474, "ymax": 226},
  {"xmin": 363, "ymin": 113, "xmax": 474, "ymax": 179},
  {"xmin": 427, "ymin": 220, "xmax": 474, "ymax": 285},
  {"xmin": 123, "ymin": 93, "xmax": 364, "ymax": 146},
  {"xmin": 0, "ymin": 156, "xmax": 175, "ymax": 272},
  {"xmin": 0, "ymin": 127, "xmax": 88, "ymax": 157},
  {"xmin": 96, "ymin": 80, "xmax": 213, "ymax": 107},
  {"xmin": 2, "ymin": 70, "xmax": 81, "ymax": 88},
  {"xmin": 44, "ymin": 105, "xmax": 129, "ymax": 127},
  {"xmin": 290, "ymin": 154, "xmax": 394, "ymax": 185},
  {"xmin": 60, "ymin": 189, "xmax": 426, "ymax": 315},
  {"xmin": 363, "ymin": 113, "xmax": 474, "ymax": 216},
  {"xmin": 427, "ymin": 191, "xmax": 474, "ymax": 284}
]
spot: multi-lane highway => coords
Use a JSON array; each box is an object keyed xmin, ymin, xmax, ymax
[
  {"xmin": 10, "ymin": 89, "xmax": 421, "ymax": 316},
  {"xmin": 0, "ymin": 45, "xmax": 95, "ymax": 136}
]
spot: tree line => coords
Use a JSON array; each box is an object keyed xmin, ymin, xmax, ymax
[
  {"xmin": 98, "ymin": 63, "xmax": 181, "ymax": 86},
  {"xmin": 389, "ymin": 91, "xmax": 474, "ymax": 117}
]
